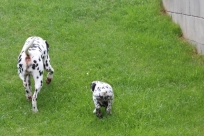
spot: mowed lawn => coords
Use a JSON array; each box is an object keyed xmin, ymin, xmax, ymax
[{"xmin": 0, "ymin": 0, "xmax": 204, "ymax": 135}]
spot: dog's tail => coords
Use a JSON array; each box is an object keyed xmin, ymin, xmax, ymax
[{"xmin": 22, "ymin": 37, "xmax": 35, "ymax": 55}]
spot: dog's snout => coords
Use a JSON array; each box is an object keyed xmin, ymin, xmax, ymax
[{"xmin": 102, "ymin": 91, "xmax": 107, "ymax": 96}]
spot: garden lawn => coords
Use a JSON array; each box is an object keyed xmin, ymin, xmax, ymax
[{"xmin": 0, "ymin": 0, "xmax": 204, "ymax": 135}]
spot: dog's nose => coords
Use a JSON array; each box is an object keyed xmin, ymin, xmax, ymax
[{"xmin": 102, "ymin": 91, "xmax": 107, "ymax": 96}]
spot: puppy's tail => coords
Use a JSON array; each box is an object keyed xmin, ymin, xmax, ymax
[{"xmin": 22, "ymin": 37, "xmax": 35, "ymax": 55}]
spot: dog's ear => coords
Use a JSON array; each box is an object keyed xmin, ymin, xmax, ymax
[
  {"xmin": 45, "ymin": 40, "xmax": 50, "ymax": 51},
  {"xmin": 91, "ymin": 82, "xmax": 96, "ymax": 92}
]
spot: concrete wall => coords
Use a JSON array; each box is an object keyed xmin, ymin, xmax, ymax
[{"xmin": 162, "ymin": 0, "xmax": 204, "ymax": 54}]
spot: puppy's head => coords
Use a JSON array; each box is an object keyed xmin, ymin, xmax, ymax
[{"xmin": 90, "ymin": 81, "xmax": 97, "ymax": 92}]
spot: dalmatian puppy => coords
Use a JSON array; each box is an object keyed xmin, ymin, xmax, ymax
[
  {"xmin": 17, "ymin": 36, "xmax": 54, "ymax": 112},
  {"xmin": 91, "ymin": 81, "xmax": 114, "ymax": 118}
]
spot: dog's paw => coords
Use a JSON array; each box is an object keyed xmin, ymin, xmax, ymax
[
  {"xmin": 32, "ymin": 108, "xmax": 38, "ymax": 113},
  {"xmin": 27, "ymin": 96, "xmax": 32, "ymax": 101},
  {"xmin": 96, "ymin": 112, "xmax": 103, "ymax": 118},
  {"xmin": 107, "ymin": 110, "xmax": 112, "ymax": 114},
  {"xmin": 95, "ymin": 109, "xmax": 103, "ymax": 118},
  {"xmin": 106, "ymin": 108, "xmax": 112, "ymax": 114},
  {"xmin": 46, "ymin": 78, "xmax": 52, "ymax": 84},
  {"xmin": 93, "ymin": 109, "xmax": 96, "ymax": 113}
]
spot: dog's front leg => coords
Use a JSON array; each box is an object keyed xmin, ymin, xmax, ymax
[
  {"xmin": 93, "ymin": 97, "xmax": 102, "ymax": 118},
  {"xmin": 106, "ymin": 99, "xmax": 113, "ymax": 114}
]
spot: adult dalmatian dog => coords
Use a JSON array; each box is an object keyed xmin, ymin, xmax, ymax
[
  {"xmin": 17, "ymin": 36, "xmax": 54, "ymax": 112},
  {"xmin": 91, "ymin": 81, "xmax": 114, "ymax": 118}
]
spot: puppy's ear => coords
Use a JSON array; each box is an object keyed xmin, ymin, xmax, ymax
[
  {"xmin": 91, "ymin": 82, "xmax": 96, "ymax": 92},
  {"xmin": 45, "ymin": 40, "xmax": 49, "ymax": 51}
]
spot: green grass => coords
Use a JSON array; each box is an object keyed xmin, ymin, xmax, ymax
[{"xmin": 0, "ymin": 0, "xmax": 204, "ymax": 135}]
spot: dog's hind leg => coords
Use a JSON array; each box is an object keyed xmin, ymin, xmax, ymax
[
  {"xmin": 23, "ymin": 75, "xmax": 32, "ymax": 101},
  {"xmin": 44, "ymin": 54, "xmax": 54, "ymax": 84},
  {"xmin": 32, "ymin": 75, "xmax": 43, "ymax": 112}
]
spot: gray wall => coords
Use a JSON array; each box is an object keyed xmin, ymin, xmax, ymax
[{"xmin": 162, "ymin": 0, "xmax": 204, "ymax": 54}]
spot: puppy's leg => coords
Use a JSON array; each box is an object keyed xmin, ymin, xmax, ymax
[
  {"xmin": 23, "ymin": 75, "xmax": 32, "ymax": 101},
  {"xmin": 93, "ymin": 97, "xmax": 102, "ymax": 118},
  {"xmin": 44, "ymin": 54, "xmax": 54, "ymax": 84},
  {"xmin": 106, "ymin": 99, "xmax": 113, "ymax": 114},
  {"xmin": 32, "ymin": 71, "xmax": 43, "ymax": 112},
  {"xmin": 93, "ymin": 97, "xmax": 100, "ymax": 113}
]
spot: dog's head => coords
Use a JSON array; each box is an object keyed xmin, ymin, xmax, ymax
[{"xmin": 91, "ymin": 81, "xmax": 111, "ymax": 96}]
